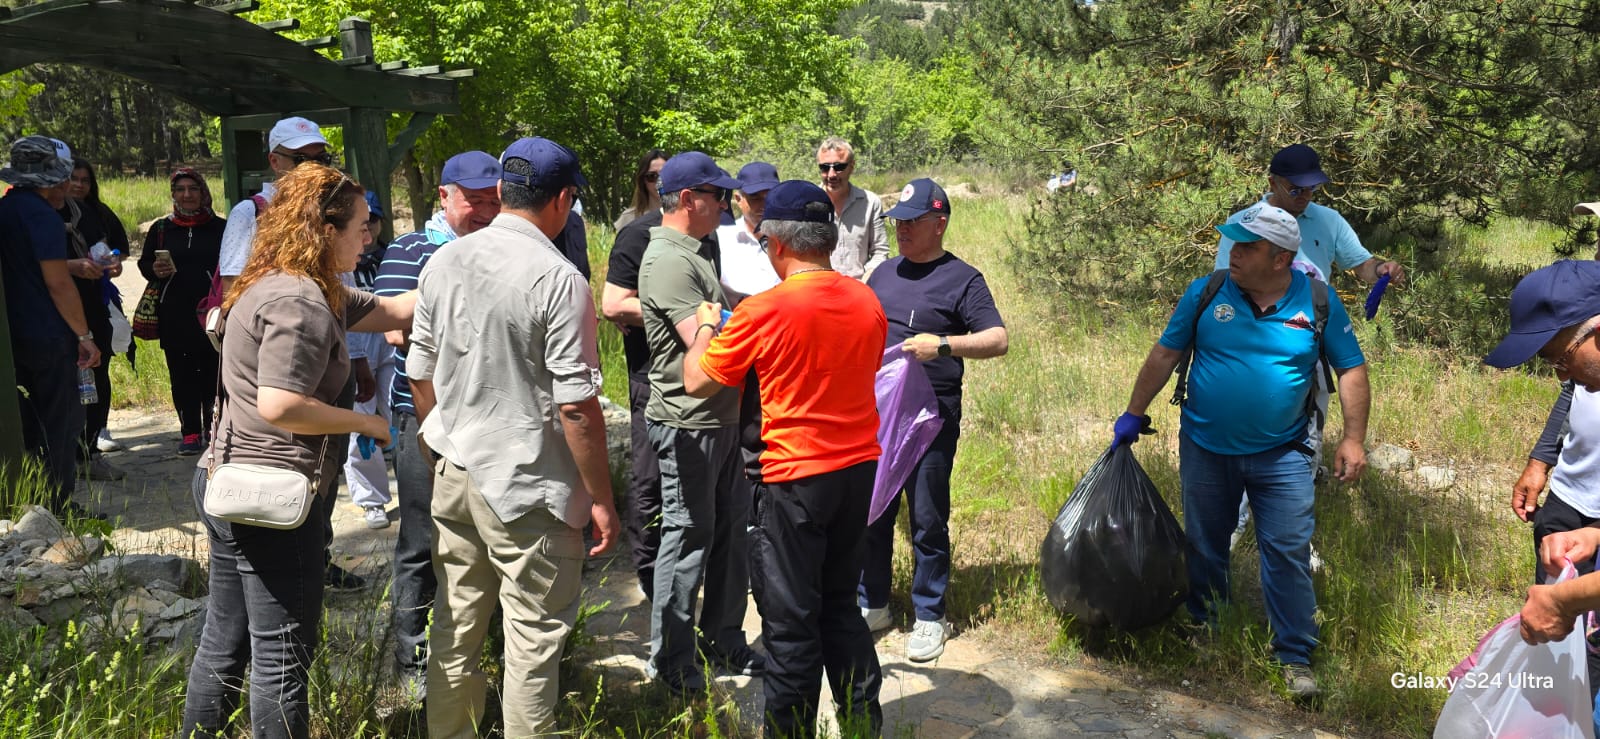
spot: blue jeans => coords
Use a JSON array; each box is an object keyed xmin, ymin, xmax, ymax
[
  {"xmin": 390, "ymin": 411, "xmax": 436, "ymax": 676},
  {"xmin": 859, "ymin": 422, "xmax": 959, "ymax": 622},
  {"xmin": 1180, "ymin": 430, "xmax": 1318, "ymax": 665},
  {"xmin": 182, "ymin": 468, "xmax": 327, "ymax": 739}
]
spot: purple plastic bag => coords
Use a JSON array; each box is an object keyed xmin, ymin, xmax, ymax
[{"xmin": 871, "ymin": 347, "xmax": 944, "ymax": 525}]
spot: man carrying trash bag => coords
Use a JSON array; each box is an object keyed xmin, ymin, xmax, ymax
[{"xmin": 1115, "ymin": 205, "xmax": 1371, "ymax": 700}]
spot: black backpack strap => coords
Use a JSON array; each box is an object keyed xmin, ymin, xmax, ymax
[
  {"xmin": 1305, "ymin": 279, "xmax": 1336, "ymax": 430},
  {"xmin": 1170, "ymin": 269, "xmax": 1230, "ymax": 408}
]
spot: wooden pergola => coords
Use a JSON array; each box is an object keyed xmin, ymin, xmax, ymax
[{"xmin": 0, "ymin": 0, "xmax": 471, "ymax": 473}]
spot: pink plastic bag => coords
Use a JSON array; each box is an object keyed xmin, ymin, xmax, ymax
[
  {"xmin": 870, "ymin": 348, "xmax": 943, "ymax": 525},
  {"xmin": 1434, "ymin": 563, "xmax": 1594, "ymax": 738}
]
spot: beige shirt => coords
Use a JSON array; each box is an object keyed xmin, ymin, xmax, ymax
[
  {"xmin": 829, "ymin": 184, "xmax": 888, "ymax": 280},
  {"xmin": 408, "ymin": 213, "xmax": 603, "ymax": 528},
  {"xmin": 205, "ymin": 273, "xmax": 376, "ymax": 483}
]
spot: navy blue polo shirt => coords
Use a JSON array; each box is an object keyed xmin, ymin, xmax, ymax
[
  {"xmin": 868, "ymin": 252, "xmax": 1005, "ymax": 422},
  {"xmin": 0, "ymin": 188, "xmax": 72, "ymax": 342}
]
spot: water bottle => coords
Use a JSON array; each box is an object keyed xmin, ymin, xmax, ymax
[
  {"xmin": 77, "ymin": 367, "xmax": 98, "ymax": 405},
  {"xmin": 89, "ymin": 241, "xmax": 117, "ymax": 267}
]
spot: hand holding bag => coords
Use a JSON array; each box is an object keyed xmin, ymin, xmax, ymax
[{"xmin": 132, "ymin": 281, "xmax": 161, "ymax": 340}]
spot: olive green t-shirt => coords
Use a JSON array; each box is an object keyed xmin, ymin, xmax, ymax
[
  {"xmin": 638, "ymin": 226, "xmax": 740, "ymax": 428},
  {"xmin": 201, "ymin": 272, "xmax": 377, "ymax": 484}
]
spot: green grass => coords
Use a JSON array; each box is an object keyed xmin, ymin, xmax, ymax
[{"xmin": 96, "ymin": 176, "xmax": 173, "ymax": 250}]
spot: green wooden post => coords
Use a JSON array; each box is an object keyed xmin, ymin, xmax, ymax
[
  {"xmin": 0, "ymin": 259, "xmax": 26, "ymax": 484},
  {"xmin": 219, "ymin": 115, "xmax": 241, "ymax": 209}
]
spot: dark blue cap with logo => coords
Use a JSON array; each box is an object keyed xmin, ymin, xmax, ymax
[
  {"xmin": 440, "ymin": 151, "xmax": 502, "ymax": 189},
  {"xmin": 659, "ymin": 151, "xmax": 739, "ymax": 194},
  {"xmin": 762, "ymin": 180, "xmax": 835, "ymax": 224},
  {"xmin": 1484, "ymin": 260, "xmax": 1600, "ymax": 368},
  {"xmin": 363, "ymin": 190, "xmax": 384, "ymax": 219},
  {"xmin": 500, "ymin": 138, "xmax": 587, "ymax": 189},
  {"xmin": 735, "ymin": 162, "xmax": 780, "ymax": 194},
  {"xmin": 1269, "ymin": 144, "xmax": 1331, "ymax": 188},
  {"xmin": 884, "ymin": 178, "xmax": 951, "ymax": 220}
]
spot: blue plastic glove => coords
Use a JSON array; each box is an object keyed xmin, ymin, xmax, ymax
[
  {"xmin": 1111, "ymin": 412, "xmax": 1155, "ymax": 449},
  {"xmin": 382, "ymin": 425, "xmax": 397, "ymax": 455},
  {"xmin": 1363, "ymin": 273, "xmax": 1391, "ymax": 320},
  {"xmin": 357, "ymin": 435, "xmax": 376, "ymax": 460}
]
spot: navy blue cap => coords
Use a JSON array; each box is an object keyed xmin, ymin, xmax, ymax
[
  {"xmin": 1269, "ymin": 144, "xmax": 1331, "ymax": 188},
  {"xmin": 735, "ymin": 161, "xmax": 779, "ymax": 194},
  {"xmin": 499, "ymin": 138, "xmax": 587, "ymax": 189},
  {"xmin": 363, "ymin": 190, "xmax": 384, "ymax": 218},
  {"xmin": 762, "ymin": 180, "xmax": 835, "ymax": 224},
  {"xmin": 440, "ymin": 150, "xmax": 501, "ymax": 189},
  {"xmin": 884, "ymin": 178, "xmax": 951, "ymax": 220},
  {"xmin": 659, "ymin": 151, "xmax": 739, "ymax": 194},
  {"xmin": 1484, "ymin": 260, "xmax": 1600, "ymax": 368}
]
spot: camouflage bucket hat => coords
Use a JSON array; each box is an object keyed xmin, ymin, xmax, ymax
[{"xmin": 1, "ymin": 135, "xmax": 72, "ymax": 188}]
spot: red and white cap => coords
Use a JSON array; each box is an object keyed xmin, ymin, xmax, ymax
[{"xmin": 268, "ymin": 116, "xmax": 328, "ymax": 152}]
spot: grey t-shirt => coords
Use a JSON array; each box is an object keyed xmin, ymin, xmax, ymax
[
  {"xmin": 201, "ymin": 272, "xmax": 377, "ymax": 483},
  {"xmin": 639, "ymin": 225, "xmax": 740, "ymax": 428}
]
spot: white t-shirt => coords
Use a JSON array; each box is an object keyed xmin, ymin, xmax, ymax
[
  {"xmin": 716, "ymin": 218, "xmax": 780, "ymax": 297},
  {"xmin": 218, "ymin": 181, "xmax": 277, "ymax": 277},
  {"xmin": 1552, "ymin": 386, "xmax": 1600, "ymax": 517}
]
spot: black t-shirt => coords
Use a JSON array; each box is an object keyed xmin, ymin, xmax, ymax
[
  {"xmin": 605, "ymin": 209, "xmax": 720, "ymax": 379},
  {"xmin": 868, "ymin": 252, "xmax": 1005, "ymax": 422},
  {"xmin": 555, "ymin": 210, "xmax": 591, "ymax": 281},
  {"xmin": 59, "ymin": 200, "xmax": 112, "ymax": 342}
]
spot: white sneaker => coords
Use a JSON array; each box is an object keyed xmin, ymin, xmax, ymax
[
  {"xmin": 96, "ymin": 429, "xmax": 122, "ymax": 453},
  {"xmin": 363, "ymin": 505, "xmax": 390, "ymax": 529},
  {"xmin": 862, "ymin": 606, "xmax": 893, "ymax": 633},
  {"xmin": 907, "ymin": 619, "xmax": 950, "ymax": 662}
]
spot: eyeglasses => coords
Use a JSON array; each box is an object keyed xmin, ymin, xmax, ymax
[
  {"xmin": 818, "ymin": 162, "xmax": 851, "ymax": 173},
  {"xmin": 689, "ymin": 186, "xmax": 726, "ymax": 199},
  {"xmin": 320, "ymin": 172, "xmax": 353, "ymax": 215},
  {"xmin": 893, "ymin": 213, "xmax": 941, "ymax": 227},
  {"xmin": 758, "ymin": 235, "xmax": 770, "ymax": 253},
  {"xmin": 1277, "ymin": 179, "xmax": 1319, "ymax": 198},
  {"xmin": 642, "ymin": 172, "xmax": 659, "ymax": 183},
  {"xmin": 1550, "ymin": 323, "xmax": 1599, "ymax": 372},
  {"xmin": 275, "ymin": 149, "xmax": 336, "ymax": 167}
]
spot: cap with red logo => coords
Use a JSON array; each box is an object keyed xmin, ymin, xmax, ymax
[{"xmin": 885, "ymin": 177, "xmax": 951, "ymax": 220}]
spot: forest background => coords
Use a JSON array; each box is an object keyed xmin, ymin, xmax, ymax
[{"xmin": 8, "ymin": 0, "xmax": 1600, "ymax": 735}]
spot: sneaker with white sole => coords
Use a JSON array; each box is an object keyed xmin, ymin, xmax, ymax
[
  {"xmin": 363, "ymin": 505, "xmax": 390, "ymax": 529},
  {"xmin": 906, "ymin": 619, "xmax": 950, "ymax": 662},
  {"xmin": 1283, "ymin": 662, "xmax": 1320, "ymax": 699},
  {"xmin": 862, "ymin": 606, "xmax": 893, "ymax": 633},
  {"xmin": 96, "ymin": 429, "xmax": 122, "ymax": 453}
]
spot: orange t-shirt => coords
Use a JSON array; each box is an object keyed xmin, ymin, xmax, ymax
[{"xmin": 699, "ymin": 270, "xmax": 887, "ymax": 483}]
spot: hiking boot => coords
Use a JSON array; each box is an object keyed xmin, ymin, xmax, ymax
[
  {"xmin": 324, "ymin": 563, "xmax": 366, "ymax": 590},
  {"xmin": 907, "ymin": 619, "xmax": 951, "ymax": 663},
  {"xmin": 702, "ymin": 643, "xmax": 765, "ymax": 677},
  {"xmin": 1283, "ymin": 662, "xmax": 1320, "ymax": 699},
  {"xmin": 363, "ymin": 505, "xmax": 390, "ymax": 529},
  {"xmin": 85, "ymin": 455, "xmax": 126, "ymax": 481},
  {"xmin": 862, "ymin": 606, "xmax": 893, "ymax": 633},
  {"xmin": 655, "ymin": 667, "xmax": 707, "ymax": 696},
  {"xmin": 400, "ymin": 667, "xmax": 427, "ymax": 704},
  {"xmin": 177, "ymin": 434, "xmax": 204, "ymax": 456},
  {"xmin": 96, "ymin": 429, "xmax": 122, "ymax": 453}
]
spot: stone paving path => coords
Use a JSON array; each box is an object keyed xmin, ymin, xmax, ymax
[{"xmin": 84, "ymin": 409, "xmax": 1339, "ymax": 738}]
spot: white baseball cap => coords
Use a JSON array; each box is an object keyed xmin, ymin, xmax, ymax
[
  {"xmin": 1215, "ymin": 204, "xmax": 1301, "ymax": 252},
  {"xmin": 267, "ymin": 116, "xmax": 328, "ymax": 152}
]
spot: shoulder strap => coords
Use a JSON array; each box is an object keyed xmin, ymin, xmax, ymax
[
  {"xmin": 1303, "ymin": 279, "xmax": 1337, "ymax": 429},
  {"xmin": 1170, "ymin": 269, "xmax": 1230, "ymax": 408},
  {"xmin": 249, "ymin": 194, "xmax": 268, "ymax": 220}
]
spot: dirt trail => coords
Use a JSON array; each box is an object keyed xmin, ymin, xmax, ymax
[{"xmin": 75, "ymin": 407, "xmax": 1339, "ymax": 738}]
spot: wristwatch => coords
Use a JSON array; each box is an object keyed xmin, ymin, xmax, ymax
[
  {"xmin": 937, "ymin": 335, "xmax": 951, "ymax": 357},
  {"xmin": 77, "ymin": 333, "xmax": 95, "ymax": 343}
]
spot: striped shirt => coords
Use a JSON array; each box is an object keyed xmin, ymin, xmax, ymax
[{"xmin": 375, "ymin": 228, "xmax": 451, "ymax": 414}]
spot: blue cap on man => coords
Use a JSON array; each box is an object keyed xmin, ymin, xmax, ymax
[
  {"xmin": 762, "ymin": 180, "xmax": 835, "ymax": 224},
  {"xmin": 658, "ymin": 151, "xmax": 739, "ymax": 194},
  {"xmin": 735, "ymin": 162, "xmax": 780, "ymax": 194},
  {"xmin": 1484, "ymin": 260, "xmax": 1600, "ymax": 368},
  {"xmin": 500, "ymin": 137, "xmax": 586, "ymax": 189},
  {"xmin": 1269, "ymin": 144, "xmax": 1331, "ymax": 188},
  {"xmin": 440, "ymin": 150, "xmax": 502, "ymax": 189},
  {"xmin": 884, "ymin": 178, "xmax": 951, "ymax": 220},
  {"xmin": 363, "ymin": 190, "xmax": 384, "ymax": 219}
]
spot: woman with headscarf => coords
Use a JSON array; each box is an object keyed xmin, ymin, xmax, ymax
[
  {"xmin": 179, "ymin": 164, "xmax": 414, "ymax": 739},
  {"xmin": 137, "ymin": 167, "xmax": 225, "ymax": 456}
]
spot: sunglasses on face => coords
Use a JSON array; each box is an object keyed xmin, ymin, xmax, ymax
[
  {"xmin": 1280, "ymin": 180, "xmax": 1319, "ymax": 198},
  {"xmin": 277, "ymin": 149, "xmax": 335, "ymax": 167},
  {"xmin": 758, "ymin": 234, "xmax": 770, "ymax": 253},
  {"xmin": 1549, "ymin": 323, "xmax": 1600, "ymax": 372},
  {"xmin": 689, "ymin": 186, "xmax": 726, "ymax": 199},
  {"xmin": 643, "ymin": 172, "xmax": 659, "ymax": 183},
  {"xmin": 818, "ymin": 162, "xmax": 850, "ymax": 173}
]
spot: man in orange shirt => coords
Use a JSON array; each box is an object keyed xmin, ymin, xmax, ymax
[{"xmin": 684, "ymin": 180, "xmax": 887, "ymax": 738}]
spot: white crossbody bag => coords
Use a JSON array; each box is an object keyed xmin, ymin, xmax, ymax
[{"xmin": 200, "ymin": 305, "xmax": 329, "ymax": 530}]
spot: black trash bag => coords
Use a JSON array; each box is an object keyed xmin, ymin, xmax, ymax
[{"xmin": 1040, "ymin": 444, "xmax": 1188, "ymax": 630}]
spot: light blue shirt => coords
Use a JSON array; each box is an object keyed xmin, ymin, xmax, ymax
[
  {"xmin": 1159, "ymin": 271, "xmax": 1365, "ymax": 455},
  {"xmin": 1215, "ymin": 198, "xmax": 1373, "ymax": 280}
]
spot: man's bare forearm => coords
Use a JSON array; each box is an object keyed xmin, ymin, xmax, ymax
[{"xmin": 560, "ymin": 397, "xmax": 616, "ymax": 506}]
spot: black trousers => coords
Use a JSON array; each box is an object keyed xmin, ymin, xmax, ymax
[
  {"xmin": 163, "ymin": 340, "xmax": 219, "ymax": 438},
  {"xmin": 625, "ymin": 374, "xmax": 664, "ymax": 601},
  {"xmin": 1532, "ymin": 493, "xmax": 1600, "ymax": 701},
  {"xmin": 751, "ymin": 461, "xmax": 882, "ymax": 738},
  {"xmin": 14, "ymin": 337, "xmax": 83, "ymax": 510}
]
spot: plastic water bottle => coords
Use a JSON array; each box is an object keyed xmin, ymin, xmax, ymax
[
  {"xmin": 77, "ymin": 367, "xmax": 97, "ymax": 405},
  {"xmin": 89, "ymin": 241, "xmax": 118, "ymax": 267}
]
